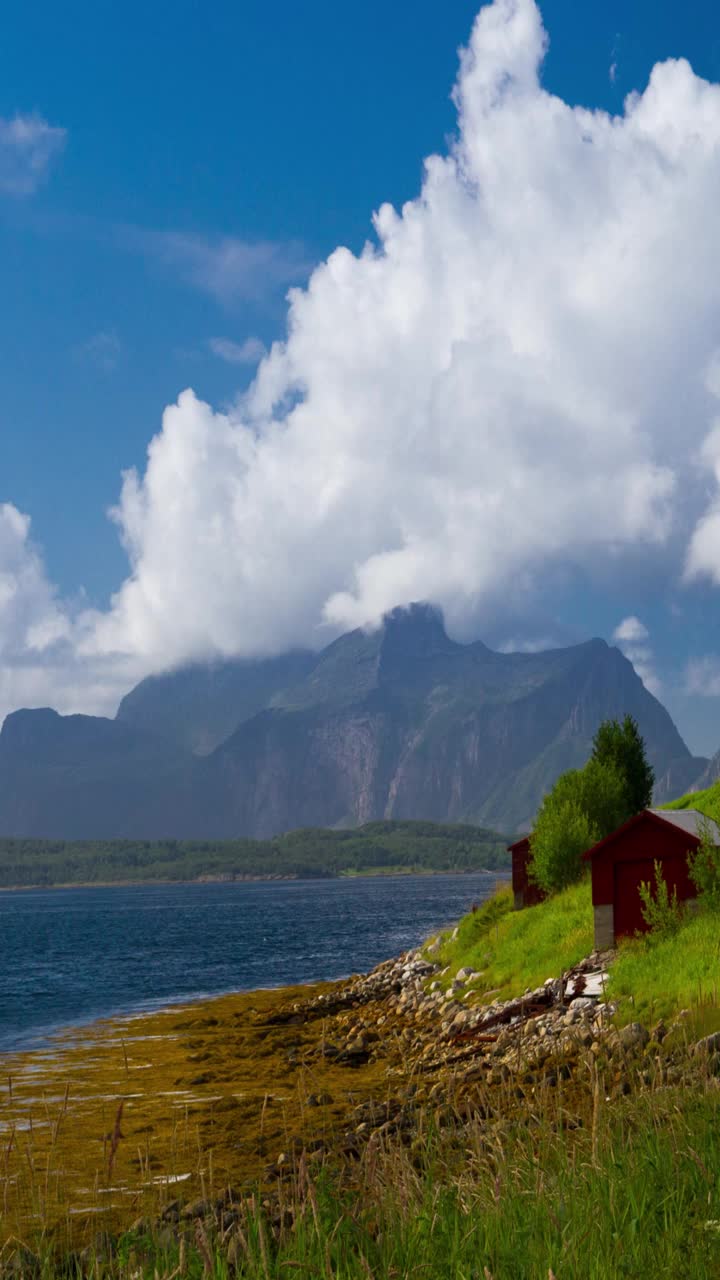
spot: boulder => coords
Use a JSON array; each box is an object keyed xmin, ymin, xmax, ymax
[
  {"xmin": 694, "ymin": 1031, "xmax": 720, "ymax": 1057},
  {"xmin": 568, "ymin": 997, "xmax": 596, "ymax": 1014},
  {"xmin": 619, "ymin": 1022, "xmax": 650, "ymax": 1052}
]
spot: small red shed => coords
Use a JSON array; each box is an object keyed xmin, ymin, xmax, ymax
[
  {"xmin": 508, "ymin": 835, "xmax": 545, "ymax": 910},
  {"xmin": 583, "ymin": 808, "xmax": 719, "ymax": 949}
]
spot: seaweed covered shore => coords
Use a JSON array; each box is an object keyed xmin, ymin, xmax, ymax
[{"xmin": 2, "ymin": 931, "xmax": 720, "ymax": 1278}]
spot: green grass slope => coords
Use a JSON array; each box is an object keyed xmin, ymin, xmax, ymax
[
  {"xmin": 425, "ymin": 878, "xmax": 594, "ymax": 999},
  {"xmin": 662, "ymin": 778, "xmax": 720, "ymax": 816},
  {"xmin": 610, "ymin": 910, "xmax": 720, "ymax": 1026},
  {"xmin": 428, "ymin": 873, "xmax": 720, "ymax": 1034}
]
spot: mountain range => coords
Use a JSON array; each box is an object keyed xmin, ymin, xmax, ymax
[{"xmin": 0, "ymin": 604, "xmax": 711, "ymax": 839}]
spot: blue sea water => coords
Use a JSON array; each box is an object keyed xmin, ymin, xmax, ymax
[{"xmin": 0, "ymin": 873, "xmax": 502, "ymax": 1054}]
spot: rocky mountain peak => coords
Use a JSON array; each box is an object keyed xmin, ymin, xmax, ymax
[
  {"xmin": 0, "ymin": 618, "xmax": 711, "ymax": 839},
  {"xmin": 378, "ymin": 603, "xmax": 458, "ymax": 658}
]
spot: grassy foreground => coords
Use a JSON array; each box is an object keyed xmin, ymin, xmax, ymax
[
  {"xmin": 3, "ymin": 878, "xmax": 720, "ymax": 1278},
  {"xmin": 41, "ymin": 1087, "xmax": 720, "ymax": 1279}
]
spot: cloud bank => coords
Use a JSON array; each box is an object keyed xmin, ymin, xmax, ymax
[
  {"xmin": 0, "ymin": 505, "xmax": 138, "ymax": 720},
  {"xmin": 8, "ymin": 0, "xmax": 720, "ymax": 721}
]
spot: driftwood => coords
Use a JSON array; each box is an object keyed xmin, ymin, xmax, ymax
[{"xmin": 472, "ymin": 990, "xmax": 555, "ymax": 1034}]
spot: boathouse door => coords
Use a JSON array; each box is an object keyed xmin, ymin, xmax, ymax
[{"xmin": 614, "ymin": 860, "xmax": 653, "ymax": 939}]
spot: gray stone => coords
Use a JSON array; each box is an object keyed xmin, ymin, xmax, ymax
[
  {"xmin": 569, "ymin": 997, "xmax": 596, "ymax": 1013},
  {"xmin": 694, "ymin": 1032, "xmax": 720, "ymax": 1056},
  {"xmin": 181, "ymin": 1197, "xmax": 215, "ymax": 1220},
  {"xmin": 619, "ymin": 1022, "xmax": 650, "ymax": 1052}
]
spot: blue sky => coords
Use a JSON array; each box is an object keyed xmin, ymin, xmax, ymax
[{"xmin": 3, "ymin": 0, "xmax": 720, "ymax": 753}]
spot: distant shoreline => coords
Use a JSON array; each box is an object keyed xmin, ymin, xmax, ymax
[{"xmin": 0, "ymin": 866, "xmax": 508, "ymax": 893}]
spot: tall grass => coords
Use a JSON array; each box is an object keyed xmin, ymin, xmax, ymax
[
  {"xmin": 28, "ymin": 1074, "xmax": 720, "ymax": 1279},
  {"xmin": 609, "ymin": 908, "xmax": 720, "ymax": 1028}
]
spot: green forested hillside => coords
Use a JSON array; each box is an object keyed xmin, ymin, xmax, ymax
[{"xmin": 0, "ymin": 819, "xmax": 509, "ymax": 888}]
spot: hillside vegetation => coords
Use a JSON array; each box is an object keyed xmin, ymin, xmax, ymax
[
  {"xmin": 610, "ymin": 910, "xmax": 720, "ymax": 1025},
  {"xmin": 663, "ymin": 777, "xmax": 720, "ymax": 816},
  {"xmin": 0, "ymin": 819, "xmax": 509, "ymax": 888},
  {"xmin": 426, "ymin": 879, "xmax": 594, "ymax": 998},
  {"xmin": 428, "ymin": 872, "xmax": 720, "ymax": 1033}
]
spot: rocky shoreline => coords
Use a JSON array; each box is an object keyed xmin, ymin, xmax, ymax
[{"xmin": 2, "ymin": 938, "xmax": 718, "ymax": 1274}]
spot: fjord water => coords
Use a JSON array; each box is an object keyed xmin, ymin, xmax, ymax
[{"xmin": 0, "ymin": 873, "xmax": 501, "ymax": 1053}]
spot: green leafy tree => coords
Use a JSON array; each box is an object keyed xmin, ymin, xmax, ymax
[
  {"xmin": 529, "ymin": 758, "xmax": 630, "ymax": 894},
  {"xmin": 529, "ymin": 794, "xmax": 599, "ymax": 894},
  {"xmin": 579, "ymin": 757, "xmax": 631, "ymax": 835},
  {"xmin": 530, "ymin": 716, "xmax": 653, "ymax": 895},
  {"xmin": 591, "ymin": 715, "xmax": 654, "ymax": 814}
]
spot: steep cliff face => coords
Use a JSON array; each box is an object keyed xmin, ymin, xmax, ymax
[
  {"xmin": 116, "ymin": 651, "xmax": 315, "ymax": 755},
  {"xmin": 0, "ymin": 605, "xmax": 703, "ymax": 838},
  {"xmin": 186, "ymin": 610, "xmax": 694, "ymax": 835}
]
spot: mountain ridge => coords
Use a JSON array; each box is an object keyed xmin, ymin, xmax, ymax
[{"xmin": 0, "ymin": 604, "xmax": 709, "ymax": 838}]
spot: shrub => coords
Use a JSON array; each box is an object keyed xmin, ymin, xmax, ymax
[
  {"xmin": 638, "ymin": 861, "xmax": 684, "ymax": 939},
  {"xmin": 688, "ymin": 818, "xmax": 720, "ymax": 911}
]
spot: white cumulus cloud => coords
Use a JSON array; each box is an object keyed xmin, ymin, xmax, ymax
[
  {"xmin": 0, "ymin": 505, "xmax": 141, "ymax": 724},
  {"xmin": 8, "ymin": 0, "xmax": 720, "ymax": 717},
  {"xmin": 88, "ymin": 0, "xmax": 720, "ymax": 671},
  {"xmin": 612, "ymin": 616, "xmax": 660, "ymax": 694},
  {"xmin": 613, "ymin": 616, "xmax": 649, "ymax": 645}
]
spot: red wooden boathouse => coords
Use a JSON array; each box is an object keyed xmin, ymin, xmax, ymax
[
  {"xmin": 508, "ymin": 834, "xmax": 545, "ymax": 910},
  {"xmin": 583, "ymin": 808, "xmax": 720, "ymax": 949}
]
